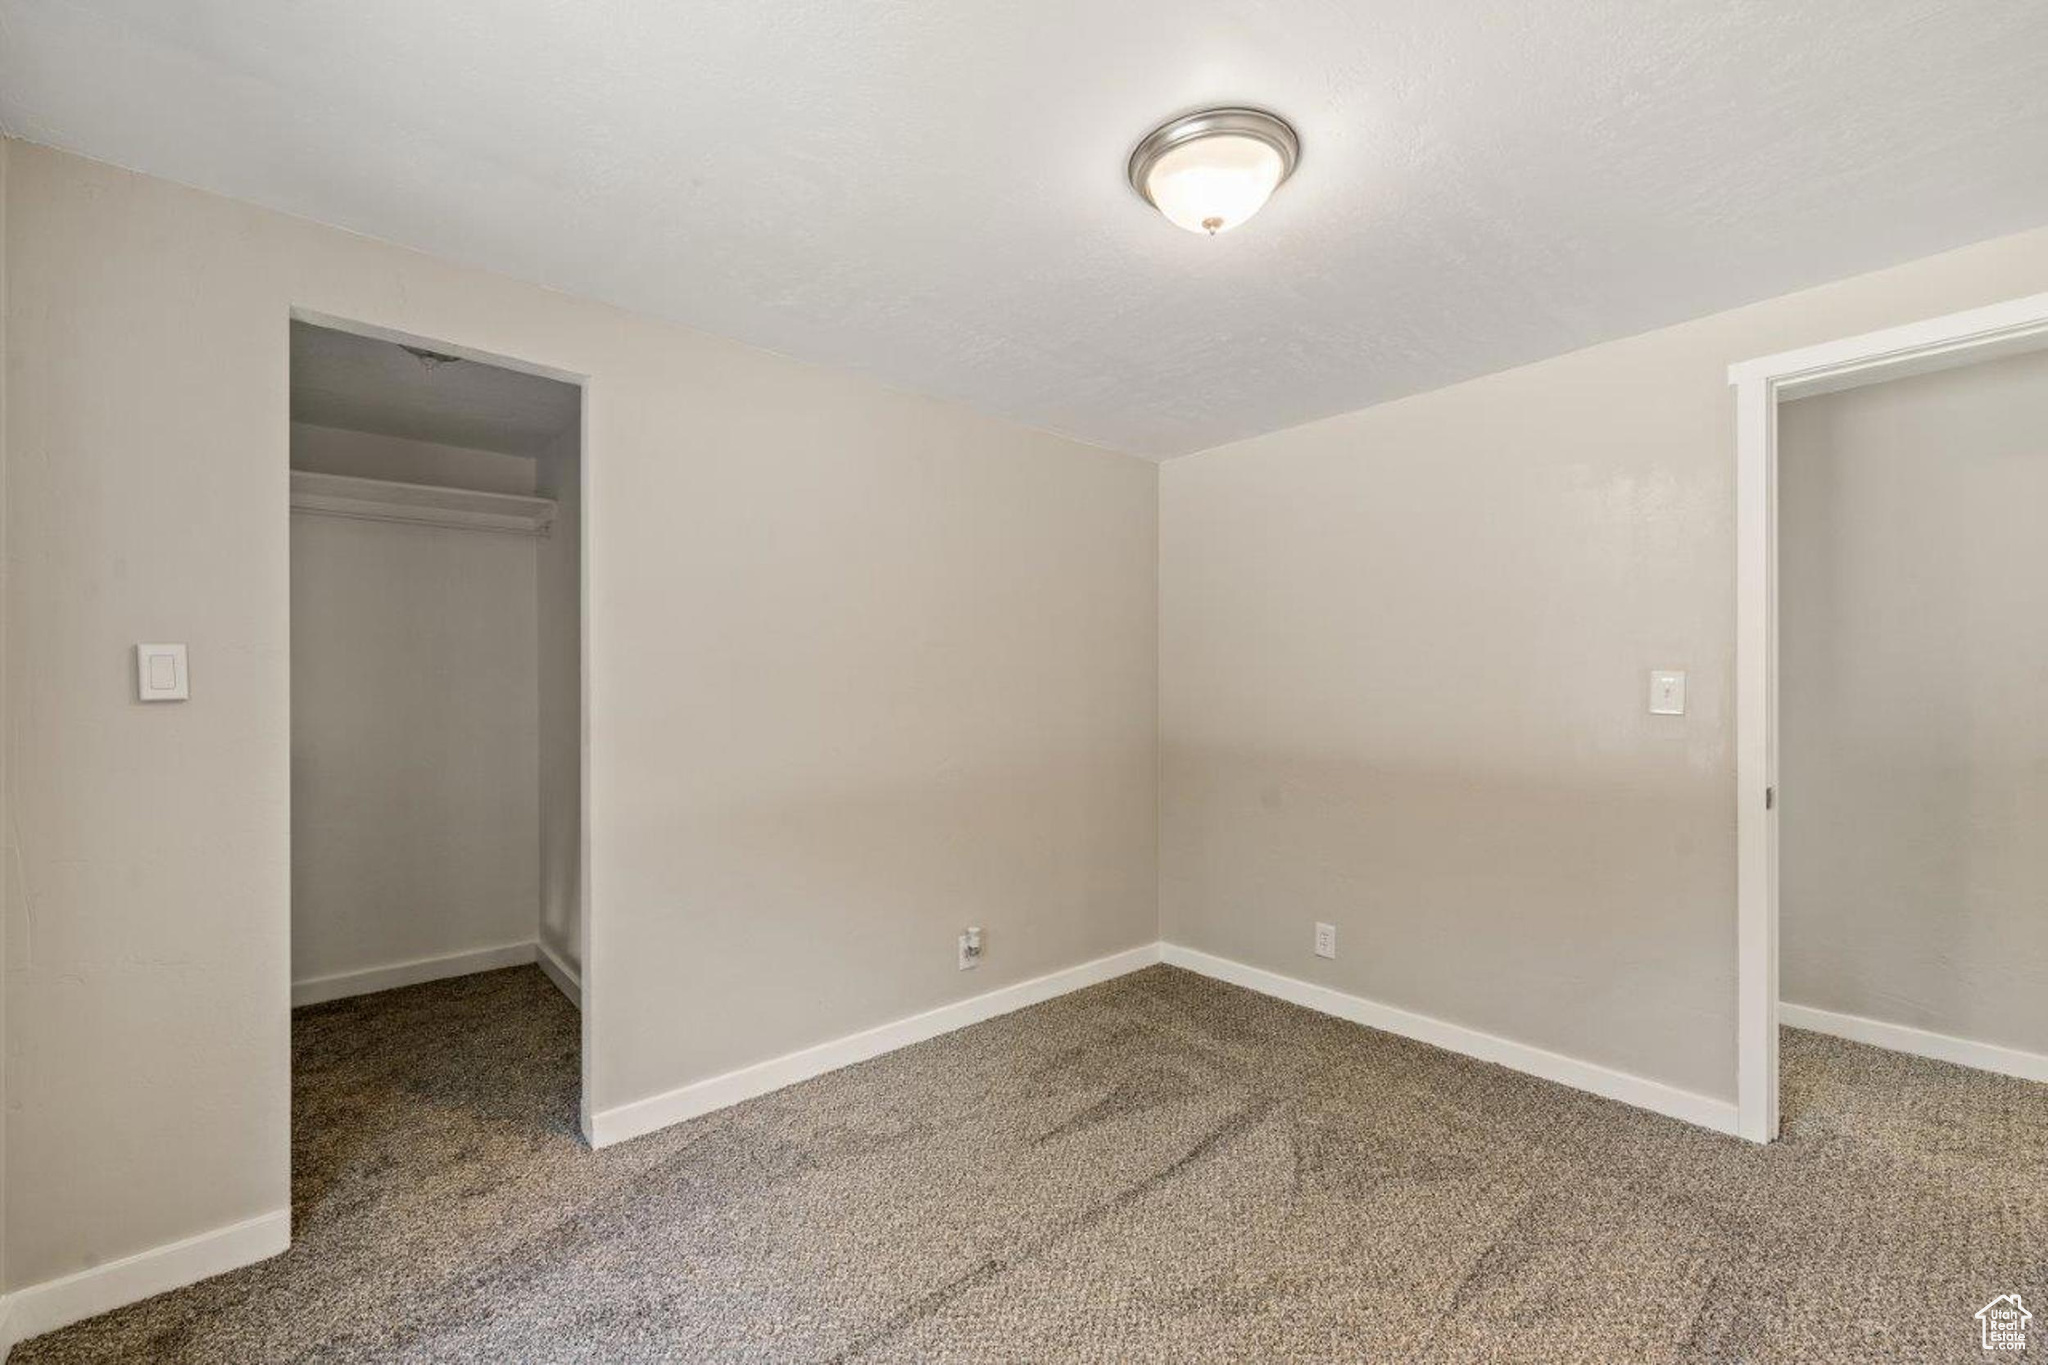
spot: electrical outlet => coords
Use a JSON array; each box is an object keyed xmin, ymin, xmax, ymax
[
  {"xmin": 1314, "ymin": 922, "xmax": 1337, "ymax": 959},
  {"xmin": 958, "ymin": 926, "xmax": 983, "ymax": 971}
]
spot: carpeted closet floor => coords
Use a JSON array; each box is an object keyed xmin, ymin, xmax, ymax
[{"xmin": 17, "ymin": 963, "xmax": 2046, "ymax": 1363}]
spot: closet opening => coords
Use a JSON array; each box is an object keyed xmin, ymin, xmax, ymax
[
  {"xmin": 1774, "ymin": 343, "xmax": 2048, "ymax": 1121},
  {"xmin": 1731, "ymin": 290, "xmax": 2048, "ymax": 1142},
  {"xmin": 286, "ymin": 317, "xmax": 589, "ymax": 1204}
]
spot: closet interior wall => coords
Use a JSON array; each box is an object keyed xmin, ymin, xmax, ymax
[{"xmin": 290, "ymin": 414, "xmax": 577, "ymax": 1007}]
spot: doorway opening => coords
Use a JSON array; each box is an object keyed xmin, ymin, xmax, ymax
[
  {"xmin": 1730, "ymin": 291, "xmax": 2048, "ymax": 1142},
  {"xmin": 286, "ymin": 316, "xmax": 589, "ymax": 1173}
]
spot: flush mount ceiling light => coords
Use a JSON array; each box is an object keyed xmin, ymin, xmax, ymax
[{"xmin": 1128, "ymin": 106, "xmax": 1300, "ymax": 236}]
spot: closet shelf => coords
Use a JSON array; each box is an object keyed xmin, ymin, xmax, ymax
[{"xmin": 290, "ymin": 470, "xmax": 557, "ymax": 536}]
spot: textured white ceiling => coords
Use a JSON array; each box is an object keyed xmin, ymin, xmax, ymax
[
  {"xmin": 291, "ymin": 322, "xmax": 580, "ymax": 456},
  {"xmin": 5, "ymin": 1, "xmax": 2046, "ymax": 457}
]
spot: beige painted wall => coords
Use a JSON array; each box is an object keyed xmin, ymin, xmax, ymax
[
  {"xmin": 2, "ymin": 141, "xmax": 1158, "ymax": 1288},
  {"xmin": 290, "ymin": 473, "xmax": 542, "ymax": 988},
  {"xmin": 1160, "ymin": 224, "xmax": 2048, "ymax": 1105},
  {"xmin": 1780, "ymin": 348, "xmax": 2048, "ymax": 1055}
]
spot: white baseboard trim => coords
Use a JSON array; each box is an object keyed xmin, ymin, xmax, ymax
[
  {"xmin": 1781, "ymin": 1002, "xmax": 2048, "ymax": 1085},
  {"xmin": 292, "ymin": 941, "xmax": 538, "ymax": 1007},
  {"xmin": 588, "ymin": 942, "xmax": 1163, "ymax": 1149},
  {"xmin": 1161, "ymin": 943, "xmax": 1739, "ymax": 1137},
  {"xmin": 536, "ymin": 939, "xmax": 582, "ymax": 1009},
  {"xmin": 0, "ymin": 1208, "xmax": 289, "ymax": 1357}
]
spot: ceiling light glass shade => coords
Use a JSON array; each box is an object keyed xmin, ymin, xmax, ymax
[{"xmin": 1128, "ymin": 107, "xmax": 1300, "ymax": 235}]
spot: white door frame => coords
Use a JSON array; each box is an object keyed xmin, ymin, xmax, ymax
[{"xmin": 1728, "ymin": 289, "xmax": 2048, "ymax": 1143}]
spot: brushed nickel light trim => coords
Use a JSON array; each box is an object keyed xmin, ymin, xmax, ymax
[{"xmin": 1127, "ymin": 106, "xmax": 1301, "ymax": 233}]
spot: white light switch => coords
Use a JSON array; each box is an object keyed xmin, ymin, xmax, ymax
[
  {"xmin": 1648, "ymin": 669, "xmax": 1685, "ymax": 716},
  {"xmin": 137, "ymin": 644, "xmax": 189, "ymax": 701}
]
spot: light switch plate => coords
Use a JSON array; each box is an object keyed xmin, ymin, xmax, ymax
[
  {"xmin": 137, "ymin": 643, "xmax": 189, "ymax": 701},
  {"xmin": 1648, "ymin": 669, "xmax": 1685, "ymax": 716}
]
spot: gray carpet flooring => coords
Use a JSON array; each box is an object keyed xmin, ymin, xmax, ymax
[{"xmin": 16, "ymin": 964, "xmax": 2047, "ymax": 1362}]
